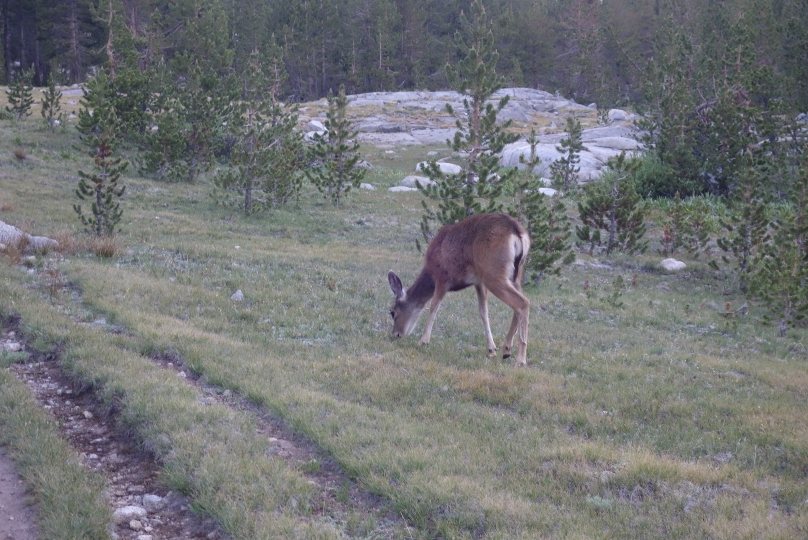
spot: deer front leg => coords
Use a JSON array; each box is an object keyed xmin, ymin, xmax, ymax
[
  {"xmin": 419, "ymin": 288, "xmax": 446, "ymax": 345},
  {"xmin": 475, "ymin": 285, "xmax": 497, "ymax": 356}
]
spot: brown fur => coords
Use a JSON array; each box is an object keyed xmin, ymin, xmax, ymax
[{"xmin": 388, "ymin": 213, "xmax": 532, "ymax": 365}]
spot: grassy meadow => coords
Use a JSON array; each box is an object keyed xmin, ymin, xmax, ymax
[{"xmin": 1, "ymin": 106, "xmax": 807, "ymax": 539}]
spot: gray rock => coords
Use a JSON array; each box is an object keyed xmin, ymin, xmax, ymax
[
  {"xmin": 797, "ymin": 113, "xmax": 808, "ymax": 124},
  {"xmin": 112, "ymin": 506, "xmax": 147, "ymax": 524},
  {"xmin": 660, "ymin": 258, "xmax": 687, "ymax": 271},
  {"xmin": 142, "ymin": 494, "xmax": 165, "ymax": 513},
  {"xmin": 416, "ymin": 161, "xmax": 462, "ymax": 175},
  {"xmin": 586, "ymin": 136, "xmax": 642, "ymax": 151},
  {"xmin": 305, "ymin": 120, "xmax": 325, "ymax": 131},
  {"xmin": 230, "ymin": 290, "xmax": 244, "ymax": 301},
  {"xmin": 304, "ymin": 130, "xmax": 327, "ymax": 142},
  {"xmin": 400, "ymin": 175, "xmax": 434, "ymax": 188},
  {"xmin": 0, "ymin": 220, "xmax": 59, "ymax": 252},
  {"xmin": 359, "ymin": 183, "xmax": 376, "ymax": 190},
  {"xmin": 388, "ymin": 186, "xmax": 418, "ymax": 192},
  {"xmin": 607, "ymin": 109, "xmax": 629, "ymax": 122},
  {"xmin": 2, "ymin": 342, "xmax": 22, "ymax": 352},
  {"xmin": 538, "ymin": 187, "xmax": 557, "ymax": 197}
]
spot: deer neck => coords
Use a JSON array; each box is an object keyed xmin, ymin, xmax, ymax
[{"xmin": 407, "ymin": 269, "xmax": 436, "ymax": 308}]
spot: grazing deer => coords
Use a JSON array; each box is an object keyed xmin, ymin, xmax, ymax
[{"xmin": 388, "ymin": 213, "xmax": 531, "ymax": 365}]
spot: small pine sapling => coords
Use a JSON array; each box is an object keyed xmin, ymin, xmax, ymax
[
  {"xmin": 749, "ymin": 151, "xmax": 808, "ymax": 336},
  {"xmin": 153, "ymin": 65, "xmax": 235, "ymax": 183},
  {"xmin": 74, "ymin": 72, "xmax": 128, "ymax": 237},
  {"xmin": 576, "ymin": 153, "xmax": 647, "ymax": 255},
  {"xmin": 305, "ymin": 84, "xmax": 365, "ymax": 206},
  {"xmin": 5, "ymin": 68, "xmax": 34, "ymax": 122},
  {"xmin": 141, "ymin": 100, "xmax": 188, "ymax": 182},
  {"xmin": 416, "ymin": 0, "xmax": 518, "ymax": 250},
  {"xmin": 602, "ymin": 275, "xmax": 626, "ymax": 309},
  {"xmin": 40, "ymin": 74, "xmax": 64, "ymax": 130},
  {"xmin": 508, "ymin": 129, "xmax": 574, "ymax": 283},
  {"xmin": 712, "ymin": 151, "xmax": 772, "ymax": 291},
  {"xmin": 214, "ymin": 50, "xmax": 303, "ymax": 213},
  {"xmin": 550, "ymin": 116, "xmax": 583, "ymax": 192},
  {"xmin": 657, "ymin": 192, "xmax": 687, "ymax": 256},
  {"xmin": 681, "ymin": 197, "xmax": 717, "ymax": 258}
]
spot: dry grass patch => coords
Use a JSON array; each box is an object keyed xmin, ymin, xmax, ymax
[
  {"xmin": 84, "ymin": 235, "xmax": 118, "ymax": 258},
  {"xmin": 50, "ymin": 230, "xmax": 81, "ymax": 256}
]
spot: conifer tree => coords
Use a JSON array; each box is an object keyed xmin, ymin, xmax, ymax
[
  {"xmin": 214, "ymin": 49, "xmax": 303, "ymax": 213},
  {"xmin": 550, "ymin": 115, "xmax": 583, "ymax": 192},
  {"xmin": 416, "ymin": 0, "xmax": 518, "ymax": 249},
  {"xmin": 749, "ymin": 151, "xmax": 808, "ymax": 336},
  {"xmin": 576, "ymin": 153, "xmax": 647, "ymax": 255},
  {"xmin": 144, "ymin": 64, "xmax": 235, "ymax": 183},
  {"xmin": 305, "ymin": 84, "xmax": 365, "ymax": 206},
  {"xmin": 40, "ymin": 73, "xmax": 64, "ymax": 131},
  {"xmin": 74, "ymin": 72, "xmax": 127, "ymax": 236},
  {"xmin": 5, "ymin": 68, "xmax": 34, "ymax": 122},
  {"xmin": 712, "ymin": 151, "xmax": 772, "ymax": 290},
  {"xmin": 658, "ymin": 192, "xmax": 687, "ymax": 256},
  {"xmin": 508, "ymin": 129, "xmax": 574, "ymax": 283}
]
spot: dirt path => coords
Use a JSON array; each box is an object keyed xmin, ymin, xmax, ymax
[
  {"xmin": 1, "ymin": 308, "xmax": 408, "ymax": 539},
  {"xmin": 0, "ymin": 447, "xmax": 39, "ymax": 540}
]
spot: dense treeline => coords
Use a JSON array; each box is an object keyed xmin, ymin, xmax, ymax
[{"xmin": 2, "ymin": 0, "xmax": 807, "ymax": 110}]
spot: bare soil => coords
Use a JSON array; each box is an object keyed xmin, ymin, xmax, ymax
[{"xmin": 0, "ymin": 446, "xmax": 39, "ymax": 540}]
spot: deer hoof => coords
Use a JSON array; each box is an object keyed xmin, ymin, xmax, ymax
[{"xmin": 502, "ymin": 352, "xmax": 511, "ymax": 359}]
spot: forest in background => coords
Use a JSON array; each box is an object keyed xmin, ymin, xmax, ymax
[{"xmin": 2, "ymin": 0, "xmax": 807, "ymax": 110}]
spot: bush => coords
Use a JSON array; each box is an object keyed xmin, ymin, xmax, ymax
[{"xmin": 629, "ymin": 154, "xmax": 702, "ymax": 199}]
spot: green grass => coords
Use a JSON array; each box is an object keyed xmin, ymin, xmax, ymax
[
  {"xmin": 1, "ymin": 119, "xmax": 807, "ymax": 539},
  {"xmin": 0, "ymin": 369, "xmax": 110, "ymax": 539}
]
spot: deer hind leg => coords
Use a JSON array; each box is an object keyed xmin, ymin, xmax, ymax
[
  {"xmin": 475, "ymin": 284, "xmax": 497, "ymax": 356},
  {"xmin": 502, "ymin": 312, "xmax": 519, "ymax": 359},
  {"xmin": 489, "ymin": 282, "xmax": 530, "ymax": 366},
  {"xmin": 419, "ymin": 286, "xmax": 447, "ymax": 346}
]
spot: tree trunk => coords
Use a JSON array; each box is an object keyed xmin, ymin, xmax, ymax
[
  {"xmin": 68, "ymin": 1, "xmax": 81, "ymax": 83},
  {"xmin": 3, "ymin": 0, "xmax": 9, "ymax": 83}
]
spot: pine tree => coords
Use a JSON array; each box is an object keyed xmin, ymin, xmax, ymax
[
  {"xmin": 145, "ymin": 64, "xmax": 235, "ymax": 183},
  {"xmin": 550, "ymin": 115, "xmax": 583, "ymax": 192},
  {"xmin": 658, "ymin": 192, "xmax": 687, "ymax": 256},
  {"xmin": 712, "ymin": 151, "xmax": 772, "ymax": 291},
  {"xmin": 508, "ymin": 128, "xmax": 574, "ymax": 283},
  {"xmin": 5, "ymin": 68, "xmax": 34, "ymax": 122},
  {"xmin": 576, "ymin": 153, "xmax": 647, "ymax": 255},
  {"xmin": 749, "ymin": 153, "xmax": 808, "ymax": 336},
  {"xmin": 416, "ymin": 0, "xmax": 518, "ymax": 249},
  {"xmin": 213, "ymin": 49, "xmax": 303, "ymax": 213},
  {"xmin": 305, "ymin": 84, "xmax": 365, "ymax": 206},
  {"xmin": 40, "ymin": 73, "xmax": 63, "ymax": 131},
  {"xmin": 74, "ymin": 71, "xmax": 127, "ymax": 237},
  {"xmin": 141, "ymin": 95, "xmax": 188, "ymax": 182}
]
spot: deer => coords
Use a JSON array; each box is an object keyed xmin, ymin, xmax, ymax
[{"xmin": 387, "ymin": 213, "xmax": 531, "ymax": 366}]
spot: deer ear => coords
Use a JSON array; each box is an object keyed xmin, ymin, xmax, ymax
[{"xmin": 388, "ymin": 271, "xmax": 405, "ymax": 300}]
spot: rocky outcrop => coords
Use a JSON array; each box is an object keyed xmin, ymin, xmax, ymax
[
  {"xmin": 0, "ymin": 220, "xmax": 59, "ymax": 252},
  {"xmin": 300, "ymin": 87, "xmax": 643, "ymax": 183},
  {"xmin": 500, "ymin": 125, "xmax": 643, "ymax": 182}
]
